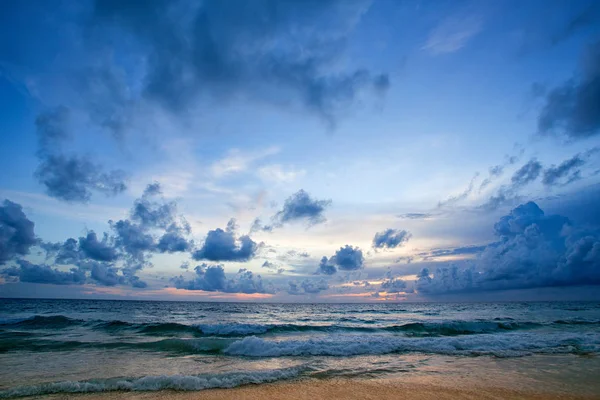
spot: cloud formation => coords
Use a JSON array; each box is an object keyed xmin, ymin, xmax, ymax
[
  {"xmin": 172, "ymin": 264, "xmax": 273, "ymax": 294},
  {"xmin": 91, "ymin": 0, "xmax": 389, "ymax": 125},
  {"xmin": 0, "ymin": 200, "xmax": 37, "ymax": 265},
  {"xmin": 372, "ymin": 229, "xmax": 412, "ymax": 249},
  {"xmin": 34, "ymin": 108, "xmax": 127, "ymax": 203},
  {"xmin": 417, "ymin": 201, "xmax": 600, "ymax": 294},
  {"xmin": 192, "ymin": 219, "xmax": 257, "ymax": 262},
  {"xmin": 538, "ymin": 41, "xmax": 600, "ymax": 139},
  {"xmin": 287, "ymin": 278, "xmax": 329, "ymax": 295},
  {"xmin": 1, "ymin": 183, "xmax": 195, "ymax": 288},
  {"xmin": 272, "ymin": 190, "xmax": 331, "ymax": 227}
]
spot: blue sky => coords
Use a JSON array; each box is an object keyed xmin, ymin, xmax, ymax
[{"xmin": 1, "ymin": 0, "xmax": 600, "ymax": 302}]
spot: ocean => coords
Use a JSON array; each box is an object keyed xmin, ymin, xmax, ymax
[{"xmin": 1, "ymin": 299, "xmax": 599, "ymax": 398}]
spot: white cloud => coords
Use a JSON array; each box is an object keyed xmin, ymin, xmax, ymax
[
  {"xmin": 423, "ymin": 14, "xmax": 483, "ymax": 55},
  {"xmin": 211, "ymin": 146, "xmax": 280, "ymax": 177},
  {"xmin": 257, "ymin": 164, "xmax": 306, "ymax": 183}
]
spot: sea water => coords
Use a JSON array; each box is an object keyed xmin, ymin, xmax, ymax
[{"xmin": 0, "ymin": 299, "xmax": 599, "ymax": 397}]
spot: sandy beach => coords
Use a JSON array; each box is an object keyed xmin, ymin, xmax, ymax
[{"xmin": 17, "ymin": 378, "xmax": 600, "ymax": 400}]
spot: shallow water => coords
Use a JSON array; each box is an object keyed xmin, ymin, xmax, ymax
[{"xmin": 0, "ymin": 299, "xmax": 599, "ymax": 397}]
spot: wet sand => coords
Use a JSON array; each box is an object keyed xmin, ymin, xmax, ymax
[{"xmin": 19, "ymin": 378, "xmax": 600, "ymax": 400}]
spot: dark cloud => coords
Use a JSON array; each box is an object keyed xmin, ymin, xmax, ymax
[
  {"xmin": 172, "ymin": 264, "xmax": 273, "ymax": 294},
  {"xmin": 417, "ymin": 244, "xmax": 489, "ymax": 260},
  {"xmin": 511, "ymin": 159, "xmax": 543, "ymax": 187},
  {"xmin": 78, "ymin": 232, "xmax": 118, "ymax": 262},
  {"xmin": 131, "ymin": 184, "xmax": 178, "ymax": 229},
  {"xmin": 91, "ymin": 0, "xmax": 389, "ymax": 125},
  {"xmin": 90, "ymin": 262, "xmax": 123, "ymax": 286},
  {"xmin": 538, "ymin": 41, "xmax": 600, "ymax": 139},
  {"xmin": 156, "ymin": 231, "xmax": 193, "ymax": 253},
  {"xmin": 287, "ymin": 278, "xmax": 329, "ymax": 295},
  {"xmin": 272, "ymin": 190, "xmax": 331, "ymax": 227},
  {"xmin": 4, "ymin": 260, "xmax": 86, "ymax": 285},
  {"xmin": 543, "ymin": 154, "xmax": 586, "ymax": 186},
  {"xmin": 417, "ymin": 201, "xmax": 600, "ymax": 295},
  {"xmin": 330, "ymin": 245, "xmax": 364, "ymax": 271},
  {"xmin": 0, "ymin": 186, "xmax": 189, "ymax": 288},
  {"xmin": 34, "ymin": 108, "xmax": 127, "ymax": 203},
  {"xmin": 479, "ymin": 159, "xmax": 543, "ymax": 211},
  {"xmin": 380, "ymin": 277, "xmax": 408, "ymax": 294},
  {"xmin": 372, "ymin": 228, "xmax": 412, "ymax": 249},
  {"xmin": 316, "ymin": 256, "xmax": 337, "ymax": 275},
  {"xmin": 551, "ymin": 4, "xmax": 600, "ymax": 47},
  {"xmin": 192, "ymin": 220, "xmax": 257, "ymax": 262},
  {"xmin": 110, "ymin": 219, "xmax": 155, "ymax": 262},
  {"xmin": 0, "ymin": 200, "xmax": 37, "ymax": 265}
]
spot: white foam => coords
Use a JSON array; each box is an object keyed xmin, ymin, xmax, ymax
[
  {"xmin": 0, "ymin": 367, "xmax": 303, "ymax": 398},
  {"xmin": 224, "ymin": 331, "xmax": 600, "ymax": 357}
]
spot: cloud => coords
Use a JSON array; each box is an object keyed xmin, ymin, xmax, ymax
[
  {"xmin": 478, "ymin": 154, "xmax": 520, "ymax": 192},
  {"xmin": 34, "ymin": 108, "xmax": 127, "ymax": 203},
  {"xmin": 1, "ymin": 185, "xmax": 197, "ymax": 288},
  {"xmin": 4, "ymin": 260, "xmax": 86, "ymax": 285},
  {"xmin": 397, "ymin": 213, "xmax": 432, "ymax": 220},
  {"xmin": 543, "ymin": 154, "xmax": 586, "ymax": 186},
  {"xmin": 78, "ymin": 232, "xmax": 118, "ymax": 262},
  {"xmin": 288, "ymin": 278, "xmax": 329, "ymax": 295},
  {"xmin": 330, "ymin": 245, "xmax": 364, "ymax": 271},
  {"xmin": 257, "ymin": 164, "xmax": 305, "ymax": 184},
  {"xmin": 192, "ymin": 220, "xmax": 257, "ymax": 262},
  {"xmin": 89, "ymin": 262, "xmax": 123, "ymax": 286},
  {"xmin": 372, "ymin": 228, "xmax": 412, "ymax": 249},
  {"xmin": 316, "ymin": 256, "xmax": 337, "ymax": 275},
  {"xmin": 380, "ymin": 276, "xmax": 408, "ymax": 294},
  {"xmin": 538, "ymin": 41, "xmax": 600, "ymax": 139},
  {"xmin": 479, "ymin": 159, "xmax": 543, "ymax": 210},
  {"xmin": 211, "ymin": 147, "xmax": 279, "ymax": 177},
  {"xmin": 417, "ymin": 201, "xmax": 600, "ymax": 294},
  {"xmin": 423, "ymin": 13, "xmax": 483, "ymax": 55},
  {"xmin": 157, "ymin": 231, "xmax": 194, "ymax": 253},
  {"xmin": 0, "ymin": 200, "xmax": 37, "ymax": 264},
  {"xmin": 172, "ymin": 264, "xmax": 273, "ymax": 294},
  {"xmin": 272, "ymin": 189, "xmax": 331, "ymax": 227},
  {"xmin": 438, "ymin": 173, "xmax": 479, "ymax": 208},
  {"xmin": 91, "ymin": 0, "xmax": 389, "ymax": 125},
  {"xmin": 417, "ymin": 244, "xmax": 489, "ymax": 260},
  {"xmin": 511, "ymin": 159, "xmax": 543, "ymax": 187}
]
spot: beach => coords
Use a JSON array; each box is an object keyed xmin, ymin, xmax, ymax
[{"xmin": 17, "ymin": 378, "xmax": 600, "ymax": 400}]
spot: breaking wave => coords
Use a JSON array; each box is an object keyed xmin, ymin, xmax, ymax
[{"xmin": 0, "ymin": 367, "xmax": 304, "ymax": 398}]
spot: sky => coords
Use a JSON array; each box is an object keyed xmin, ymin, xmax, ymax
[{"xmin": 1, "ymin": 0, "xmax": 600, "ymax": 302}]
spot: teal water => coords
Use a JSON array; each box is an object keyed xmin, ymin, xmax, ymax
[{"xmin": 0, "ymin": 299, "xmax": 599, "ymax": 397}]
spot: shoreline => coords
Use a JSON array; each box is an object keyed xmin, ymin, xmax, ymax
[{"xmin": 10, "ymin": 377, "xmax": 600, "ymax": 400}]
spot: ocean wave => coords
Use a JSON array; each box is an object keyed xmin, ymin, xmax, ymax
[
  {"xmin": 0, "ymin": 367, "xmax": 304, "ymax": 398},
  {"xmin": 0, "ymin": 315, "xmax": 84, "ymax": 329},
  {"xmin": 223, "ymin": 332, "xmax": 600, "ymax": 358},
  {"xmin": 2, "ymin": 316, "xmax": 597, "ymax": 342}
]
